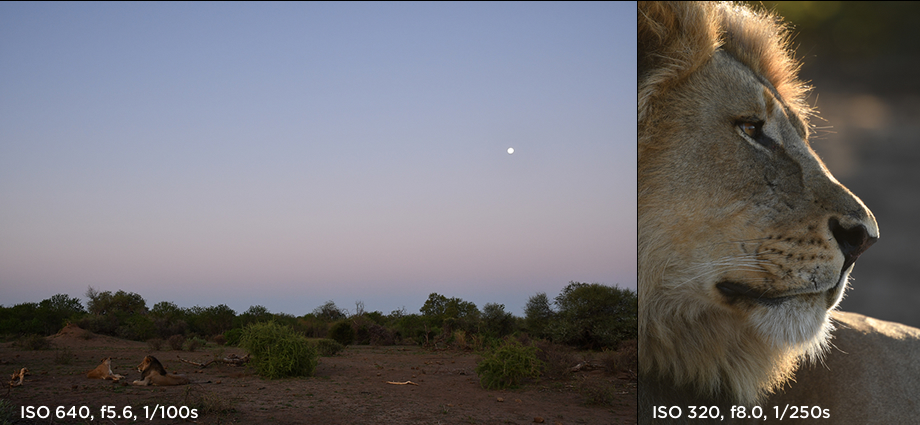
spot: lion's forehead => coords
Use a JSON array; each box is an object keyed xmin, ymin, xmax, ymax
[{"xmin": 703, "ymin": 52, "xmax": 808, "ymax": 142}]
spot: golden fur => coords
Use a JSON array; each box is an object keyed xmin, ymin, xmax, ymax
[
  {"xmin": 86, "ymin": 358, "xmax": 125, "ymax": 381},
  {"xmin": 9, "ymin": 367, "xmax": 29, "ymax": 387},
  {"xmin": 638, "ymin": 1, "xmax": 879, "ymax": 409},
  {"xmin": 131, "ymin": 356, "xmax": 189, "ymax": 386}
]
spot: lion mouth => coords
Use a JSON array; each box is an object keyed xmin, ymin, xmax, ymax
[
  {"xmin": 717, "ymin": 277, "xmax": 846, "ymax": 308},
  {"xmin": 716, "ymin": 281, "xmax": 795, "ymax": 306}
]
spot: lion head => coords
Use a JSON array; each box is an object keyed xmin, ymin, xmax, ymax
[
  {"xmin": 136, "ymin": 355, "xmax": 165, "ymax": 377},
  {"xmin": 638, "ymin": 1, "xmax": 879, "ymax": 406},
  {"xmin": 86, "ymin": 357, "xmax": 124, "ymax": 381}
]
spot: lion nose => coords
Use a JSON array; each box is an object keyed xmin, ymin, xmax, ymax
[{"xmin": 829, "ymin": 218, "xmax": 877, "ymax": 272}]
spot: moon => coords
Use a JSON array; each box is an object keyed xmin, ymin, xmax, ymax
[{"xmin": 507, "ymin": 147, "xmax": 514, "ymax": 155}]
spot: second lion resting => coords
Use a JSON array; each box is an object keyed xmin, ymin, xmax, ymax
[
  {"xmin": 86, "ymin": 358, "xmax": 124, "ymax": 381},
  {"xmin": 132, "ymin": 356, "xmax": 190, "ymax": 386}
]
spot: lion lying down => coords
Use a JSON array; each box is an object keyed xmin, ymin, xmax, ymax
[
  {"xmin": 86, "ymin": 358, "xmax": 124, "ymax": 381},
  {"xmin": 132, "ymin": 356, "xmax": 189, "ymax": 386},
  {"xmin": 9, "ymin": 367, "xmax": 29, "ymax": 387}
]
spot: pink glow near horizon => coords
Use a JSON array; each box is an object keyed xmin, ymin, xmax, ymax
[{"xmin": 0, "ymin": 2, "xmax": 637, "ymax": 316}]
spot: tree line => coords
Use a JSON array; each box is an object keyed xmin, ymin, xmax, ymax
[{"xmin": 0, "ymin": 281, "xmax": 636, "ymax": 351}]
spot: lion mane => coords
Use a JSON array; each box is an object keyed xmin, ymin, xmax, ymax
[
  {"xmin": 131, "ymin": 356, "xmax": 190, "ymax": 386},
  {"xmin": 638, "ymin": 0, "xmax": 880, "ymax": 413}
]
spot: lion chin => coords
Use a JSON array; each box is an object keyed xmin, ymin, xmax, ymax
[{"xmin": 638, "ymin": 0, "xmax": 879, "ymax": 412}]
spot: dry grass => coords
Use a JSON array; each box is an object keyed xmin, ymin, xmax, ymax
[
  {"xmin": 147, "ymin": 338, "xmax": 165, "ymax": 351},
  {"xmin": 611, "ymin": 339, "xmax": 637, "ymax": 378},
  {"xmin": 534, "ymin": 340, "xmax": 576, "ymax": 379}
]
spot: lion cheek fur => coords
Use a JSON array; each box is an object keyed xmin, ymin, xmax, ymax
[{"xmin": 640, "ymin": 271, "xmax": 832, "ymax": 405}]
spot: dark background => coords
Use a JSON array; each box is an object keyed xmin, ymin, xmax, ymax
[{"xmin": 758, "ymin": 2, "xmax": 920, "ymax": 328}]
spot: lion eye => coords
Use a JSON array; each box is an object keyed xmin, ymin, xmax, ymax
[
  {"xmin": 739, "ymin": 122, "xmax": 759, "ymax": 138},
  {"xmin": 736, "ymin": 120, "xmax": 777, "ymax": 150}
]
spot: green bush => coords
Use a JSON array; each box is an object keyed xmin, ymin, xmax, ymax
[
  {"xmin": 239, "ymin": 321, "xmax": 318, "ymax": 379},
  {"xmin": 524, "ymin": 293, "xmax": 554, "ymax": 339},
  {"xmin": 549, "ymin": 282, "xmax": 637, "ymax": 350},
  {"xmin": 475, "ymin": 339, "xmax": 543, "ymax": 390},
  {"xmin": 315, "ymin": 338, "xmax": 345, "ymax": 356},
  {"xmin": 481, "ymin": 303, "xmax": 515, "ymax": 339},
  {"xmin": 185, "ymin": 337, "xmax": 207, "ymax": 352},
  {"xmin": 328, "ymin": 321, "xmax": 355, "ymax": 346},
  {"xmin": 223, "ymin": 328, "xmax": 243, "ymax": 346}
]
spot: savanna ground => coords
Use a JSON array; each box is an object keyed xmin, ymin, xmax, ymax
[{"xmin": 1, "ymin": 325, "xmax": 635, "ymax": 424}]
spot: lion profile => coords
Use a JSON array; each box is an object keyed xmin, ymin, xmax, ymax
[
  {"xmin": 131, "ymin": 356, "xmax": 190, "ymax": 386},
  {"xmin": 86, "ymin": 358, "xmax": 124, "ymax": 381},
  {"xmin": 638, "ymin": 0, "xmax": 881, "ymax": 414},
  {"xmin": 639, "ymin": 3, "xmax": 920, "ymax": 423}
]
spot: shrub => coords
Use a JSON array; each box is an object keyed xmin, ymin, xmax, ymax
[
  {"xmin": 183, "ymin": 387, "xmax": 235, "ymax": 416},
  {"xmin": 367, "ymin": 324, "xmax": 395, "ymax": 346},
  {"xmin": 147, "ymin": 338, "xmax": 165, "ymax": 351},
  {"xmin": 16, "ymin": 334, "xmax": 51, "ymax": 350},
  {"xmin": 352, "ymin": 318, "xmax": 371, "ymax": 345},
  {"xmin": 185, "ymin": 337, "xmax": 207, "ymax": 352},
  {"xmin": 452, "ymin": 330, "xmax": 470, "ymax": 350},
  {"xmin": 475, "ymin": 339, "xmax": 543, "ymax": 390},
  {"xmin": 123, "ymin": 314, "xmax": 156, "ymax": 341},
  {"xmin": 297, "ymin": 315, "xmax": 328, "ymax": 339},
  {"xmin": 312, "ymin": 301, "xmax": 346, "ymax": 322},
  {"xmin": 76, "ymin": 315, "xmax": 118, "ymax": 337},
  {"xmin": 315, "ymin": 338, "xmax": 345, "ymax": 356},
  {"xmin": 535, "ymin": 339, "xmax": 576, "ymax": 379},
  {"xmin": 238, "ymin": 321, "xmax": 318, "ymax": 379},
  {"xmin": 328, "ymin": 321, "xmax": 355, "ymax": 346},
  {"xmin": 481, "ymin": 303, "xmax": 515, "ymax": 339},
  {"xmin": 550, "ymin": 282, "xmax": 637, "ymax": 350},
  {"xmin": 211, "ymin": 333, "xmax": 226, "ymax": 346},
  {"xmin": 223, "ymin": 328, "xmax": 242, "ymax": 346},
  {"xmin": 610, "ymin": 339, "xmax": 637, "ymax": 377},
  {"xmin": 168, "ymin": 334, "xmax": 186, "ymax": 351},
  {"xmin": 578, "ymin": 377, "xmax": 617, "ymax": 406},
  {"xmin": 524, "ymin": 293, "xmax": 554, "ymax": 339}
]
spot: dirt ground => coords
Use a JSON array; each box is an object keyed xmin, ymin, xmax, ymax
[{"xmin": 0, "ymin": 326, "xmax": 636, "ymax": 424}]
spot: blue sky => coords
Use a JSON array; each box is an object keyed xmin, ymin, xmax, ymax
[{"xmin": 0, "ymin": 2, "xmax": 637, "ymax": 317}]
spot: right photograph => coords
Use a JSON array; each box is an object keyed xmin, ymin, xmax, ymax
[{"xmin": 638, "ymin": 2, "xmax": 920, "ymax": 424}]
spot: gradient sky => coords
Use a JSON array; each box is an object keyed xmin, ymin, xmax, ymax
[{"xmin": 0, "ymin": 2, "xmax": 637, "ymax": 318}]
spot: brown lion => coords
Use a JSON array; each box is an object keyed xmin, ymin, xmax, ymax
[
  {"xmin": 639, "ymin": 2, "xmax": 920, "ymax": 423},
  {"xmin": 86, "ymin": 358, "xmax": 125, "ymax": 381},
  {"xmin": 131, "ymin": 356, "xmax": 190, "ymax": 386}
]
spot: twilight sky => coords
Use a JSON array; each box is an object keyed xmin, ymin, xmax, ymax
[{"xmin": 0, "ymin": 2, "xmax": 637, "ymax": 318}]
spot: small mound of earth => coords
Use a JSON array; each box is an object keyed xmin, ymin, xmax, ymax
[
  {"xmin": 46, "ymin": 323, "xmax": 144, "ymax": 349},
  {"xmin": 53, "ymin": 323, "xmax": 91, "ymax": 339}
]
